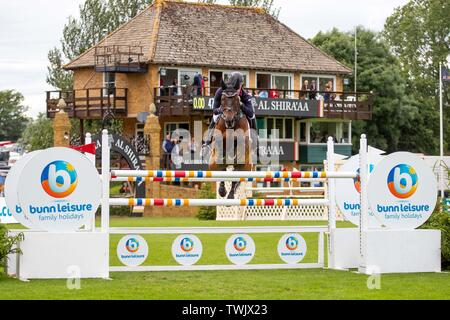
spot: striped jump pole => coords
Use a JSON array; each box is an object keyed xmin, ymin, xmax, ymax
[
  {"xmin": 110, "ymin": 177, "xmax": 327, "ymax": 183},
  {"xmin": 109, "ymin": 198, "xmax": 330, "ymax": 207},
  {"xmin": 111, "ymin": 170, "xmax": 357, "ymax": 179}
]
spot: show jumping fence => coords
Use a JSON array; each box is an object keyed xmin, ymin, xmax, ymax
[{"xmin": 95, "ymin": 130, "xmax": 369, "ymax": 273}]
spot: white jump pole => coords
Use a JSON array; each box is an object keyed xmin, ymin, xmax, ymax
[
  {"xmin": 109, "ymin": 198, "xmax": 330, "ymax": 207},
  {"xmin": 85, "ymin": 132, "xmax": 97, "ymax": 231},
  {"xmin": 359, "ymin": 134, "xmax": 368, "ymax": 262},
  {"xmin": 101, "ymin": 130, "xmax": 110, "ymax": 233},
  {"xmin": 110, "ymin": 177, "xmax": 328, "ymax": 183},
  {"xmin": 327, "ymin": 137, "xmax": 336, "ymax": 232},
  {"xmin": 111, "ymin": 170, "xmax": 356, "ymax": 179}
]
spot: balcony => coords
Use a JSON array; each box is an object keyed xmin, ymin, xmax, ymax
[
  {"xmin": 94, "ymin": 45, "xmax": 147, "ymax": 73},
  {"xmin": 46, "ymin": 88, "xmax": 128, "ymax": 119},
  {"xmin": 154, "ymin": 86, "xmax": 373, "ymax": 120}
]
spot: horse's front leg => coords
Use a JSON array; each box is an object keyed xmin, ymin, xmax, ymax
[{"xmin": 227, "ymin": 181, "xmax": 241, "ymax": 199}]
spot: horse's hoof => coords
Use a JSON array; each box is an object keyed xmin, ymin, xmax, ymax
[
  {"xmin": 227, "ymin": 192, "xmax": 235, "ymax": 200},
  {"xmin": 219, "ymin": 184, "xmax": 227, "ymax": 198}
]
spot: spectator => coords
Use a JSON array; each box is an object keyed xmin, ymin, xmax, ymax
[
  {"xmin": 324, "ymin": 81, "xmax": 332, "ymax": 102},
  {"xmin": 193, "ymin": 73, "xmax": 203, "ymax": 96},
  {"xmin": 253, "ymin": 90, "xmax": 260, "ymax": 97},
  {"xmin": 300, "ymin": 80, "xmax": 309, "ymax": 99},
  {"xmin": 309, "ymin": 80, "xmax": 317, "ymax": 100},
  {"xmin": 172, "ymin": 79, "xmax": 178, "ymax": 96},
  {"xmin": 162, "ymin": 133, "xmax": 175, "ymax": 169},
  {"xmin": 259, "ymin": 90, "xmax": 269, "ymax": 98},
  {"xmin": 269, "ymin": 84, "xmax": 279, "ymax": 99}
]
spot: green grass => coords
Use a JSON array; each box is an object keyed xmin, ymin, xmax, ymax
[{"xmin": 1, "ymin": 217, "xmax": 449, "ymax": 300}]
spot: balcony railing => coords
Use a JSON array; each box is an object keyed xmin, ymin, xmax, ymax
[
  {"xmin": 94, "ymin": 45, "xmax": 146, "ymax": 73},
  {"xmin": 155, "ymin": 86, "xmax": 373, "ymax": 120},
  {"xmin": 46, "ymin": 88, "xmax": 128, "ymax": 119}
]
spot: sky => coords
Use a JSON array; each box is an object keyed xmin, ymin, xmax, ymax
[{"xmin": 0, "ymin": 0, "xmax": 409, "ymax": 118}]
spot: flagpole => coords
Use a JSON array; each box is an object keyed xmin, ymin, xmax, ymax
[
  {"xmin": 354, "ymin": 27, "xmax": 358, "ymax": 93},
  {"xmin": 439, "ymin": 62, "xmax": 444, "ymax": 199}
]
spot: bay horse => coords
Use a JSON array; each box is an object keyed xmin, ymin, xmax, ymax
[{"xmin": 209, "ymin": 80, "xmax": 253, "ymax": 199}]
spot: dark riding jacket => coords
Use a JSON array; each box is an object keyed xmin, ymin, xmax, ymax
[{"xmin": 212, "ymin": 88, "xmax": 256, "ymax": 119}]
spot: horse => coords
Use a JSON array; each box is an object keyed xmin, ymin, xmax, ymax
[{"xmin": 208, "ymin": 80, "xmax": 253, "ymax": 199}]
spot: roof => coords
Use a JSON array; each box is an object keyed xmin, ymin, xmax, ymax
[{"xmin": 65, "ymin": 0, "xmax": 352, "ymax": 74}]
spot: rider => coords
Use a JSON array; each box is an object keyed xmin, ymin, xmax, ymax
[{"xmin": 204, "ymin": 72, "xmax": 258, "ymax": 146}]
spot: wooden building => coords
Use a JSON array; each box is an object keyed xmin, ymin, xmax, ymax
[{"xmin": 47, "ymin": 0, "xmax": 373, "ymax": 171}]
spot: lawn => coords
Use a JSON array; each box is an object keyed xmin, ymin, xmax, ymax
[{"xmin": 1, "ymin": 217, "xmax": 449, "ymax": 300}]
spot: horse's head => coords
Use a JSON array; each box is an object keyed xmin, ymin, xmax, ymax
[{"xmin": 220, "ymin": 79, "xmax": 242, "ymax": 129}]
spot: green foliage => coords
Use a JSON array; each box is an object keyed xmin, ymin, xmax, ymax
[
  {"xmin": 312, "ymin": 28, "xmax": 418, "ymax": 153},
  {"xmin": 422, "ymin": 203, "xmax": 450, "ymax": 270},
  {"xmin": 384, "ymin": 0, "xmax": 450, "ymax": 155},
  {"xmin": 197, "ymin": 183, "xmax": 217, "ymax": 220},
  {"xmin": 69, "ymin": 119, "xmax": 123, "ymax": 145},
  {"xmin": 47, "ymin": 0, "xmax": 153, "ymax": 90},
  {"xmin": 46, "ymin": 48, "xmax": 73, "ymax": 91},
  {"xmin": 19, "ymin": 113, "xmax": 54, "ymax": 151},
  {"xmin": 228, "ymin": 0, "xmax": 280, "ymax": 18},
  {"xmin": 0, "ymin": 90, "xmax": 30, "ymax": 142},
  {"xmin": 0, "ymin": 225, "xmax": 24, "ymax": 271}
]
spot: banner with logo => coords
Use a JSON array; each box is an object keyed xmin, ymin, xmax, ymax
[
  {"xmin": 0, "ymin": 197, "xmax": 17, "ymax": 224},
  {"xmin": 368, "ymin": 152, "xmax": 438, "ymax": 229},
  {"xmin": 335, "ymin": 153, "xmax": 384, "ymax": 228},
  {"xmin": 192, "ymin": 96, "xmax": 323, "ymax": 117},
  {"xmin": 5, "ymin": 148, "xmax": 101, "ymax": 232}
]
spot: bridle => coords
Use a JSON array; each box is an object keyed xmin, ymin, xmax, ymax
[{"xmin": 221, "ymin": 89, "xmax": 243, "ymax": 129}]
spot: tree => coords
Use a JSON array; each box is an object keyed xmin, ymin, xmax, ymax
[
  {"xmin": 228, "ymin": 0, "xmax": 280, "ymax": 18},
  {"xmin": 47, "ymin": 0, "xmax": 153, "ymax": 90},
  {"xmin": 312, "ymin": 28, "xmax": 419, "ymax": 153},
  {"xmin": 0, "ymin": 90, "xmax": 30, "ymax": 142},
  {"xmin": 384, "ymin": 0, "xmax": 450, "ymax": 154},
  {"xmin": 19, "ymin": 113, "xmax": 54, "ymax": 151}
]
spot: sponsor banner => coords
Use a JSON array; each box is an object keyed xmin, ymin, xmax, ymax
[
  {"xmin": 277, "ymin": 234, "xmax": 307, "ymax": 264},
  {"xmin": 172, "ymin": 235, "xmax": 203, "ymax": 266},
  {"xmin": 117, "ymin": 235, "xmax": 149, "ymax": 267},
  {"xmin": 16, "ymin": 148, "xmax": 101, "ymax": 232},
  {"xmin": 335, "ymin": 154, "xmax": 384, "ymax": 228},
  {"xmin": 225, "ymin": 234, "xmax": 256, "ymax": 265},
  {"xmin": 259, "ymin": 141, "xmax": 298, "ymax": 162},
  {"xmin": 0, "ymin": 197, "xmax": 17, "ymax": 224},
  {"xmin": 93, "ymin": 133, "xmax": 145, "ymax": 198},
  {"xmin": 192, "ymin": 96, "xmax": 323, "ymax": 118},
  {"xmin": 4, "ymin": 151, "xmax": 42, "ymax": 229},
  {"xmin": 368, "ymin": 152, "xmax": 438, "ymax": 230}
]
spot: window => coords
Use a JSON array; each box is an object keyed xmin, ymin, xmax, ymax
[
  {"xmin": 265, "ymin": 117, "xmax": 294, "ymax": 140},
  {"xmin": 180, "ymin": 70, "xmax": 200, "ymax": 87},
  {"xmin": 272, "ymin": 75, "xmax": 291, "ymax": 98},
  {"xmin": 300, "ymin": 122, "xmax": 307, "ymax": 143},
  {"xmin": 308, "ymin": 121, "xmax": 351, "ymax": 144},
  {"xmin": 301, "ymin": 75, "xmax": 336, "ymax": 92},
  {"xmin": 103, "ymin": 72, "xmax": 116, "ymax": 96},
  {"xmin": 256, "ymin": 73, "xmax": 293, "ymax": 98},
  {"xmin": 165, "ymin": 123, "xmax": 190, "ymax": 138}
]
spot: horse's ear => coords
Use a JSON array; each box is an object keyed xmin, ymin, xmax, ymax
[
  {"xmin": 233, "ymin": 80, "xmax": 240, "ymax": 91},
  {"xmin": 220, "ymin": 79, "xmax": 227, "ymax": 91}
]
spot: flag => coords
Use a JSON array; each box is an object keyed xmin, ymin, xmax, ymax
[
  {"xmin": 442, "ymin": 66, "xmax": 450, "ymax": 82},
  {"xmin": 70, "ymin": 143, "xmax": 96, "ymax": 155}
]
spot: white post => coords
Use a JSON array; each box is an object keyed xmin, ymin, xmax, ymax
[
  {"xmin": 327, "ymin": 137, "xmax": 336, "ymax": 232},
  {"xmin": 101, "ymin": 130, "xmax": 110, "ymax": 233},
  {"xmin": 85, "ymin": 133, "xmax": 96, "ymax": 165},
  {"xmin": 85, "ymin": 132, "xmax": 96, "ymax": 231},
  {"xmin": 359, "ymin": 134, "xmax": 368, "ymax": 265},
  {"xmin": 439, "ymin": 63, "xmax": 445, "ymax": 200}
]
